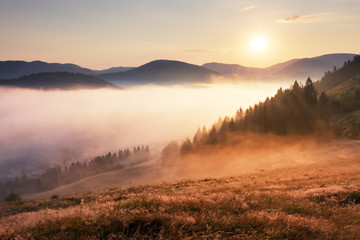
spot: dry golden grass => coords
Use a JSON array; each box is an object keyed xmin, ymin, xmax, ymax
[{"xmin": 1, "ymin": 139, "xmax": 360, "ymax": 239}]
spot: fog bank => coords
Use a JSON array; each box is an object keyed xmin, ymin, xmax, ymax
[{"xmin": 0, "ymin": 82, "xmax": 289, "ymax": 178}]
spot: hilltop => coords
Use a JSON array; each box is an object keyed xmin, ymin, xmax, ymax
[
  {"xmin": 0, "ymin": 72, "xmax": 120, "ymax": 90},
  {"xmin": 0, "ymin": 61, "xmax": 94, "ymax": 79},
  {"xmin": 99, "ymin": 60, "xmax": 219, "ymax": 85},
  {"xmin": 0, "ymin": 60, "xmax": 134, "ymax": 80}
]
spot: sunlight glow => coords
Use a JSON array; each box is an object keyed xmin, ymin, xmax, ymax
[{"xmin": 251, "ymin": 36, "xmax": 268, "ymax": 51}]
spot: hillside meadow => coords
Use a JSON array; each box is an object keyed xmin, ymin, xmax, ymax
[{"xmin": 1, "ymin": 139, "xmax": 360, "ymax": 239}]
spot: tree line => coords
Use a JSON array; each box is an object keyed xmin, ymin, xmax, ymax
[
  {"xmin": 0, "ymin": 146, "xmax": 150, "ymax": 201},
  {"xmin": 172, "ymin": 78, "xmax": 323, "ymax": 156}
]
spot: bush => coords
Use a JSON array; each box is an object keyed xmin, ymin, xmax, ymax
[
  {"xmin": 51, "ymin": 195, "xmax": 59, "ymax": 199},
  {"xmin": 5, "ymin": 191, "xmax": 21, "ymax": 202}
]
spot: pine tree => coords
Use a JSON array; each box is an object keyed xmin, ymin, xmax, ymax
[
  {"xmin": 180, "ymin": 138, "xmax": 193, "ymax": 155},
  {"xmin": 304, "ymin": 77, "xmax": 318, "ymax": 105},
  {"xmin": 207, "ymin": 127, "xmax": 217, "ymax": 144},
  {"xmin": 193, "ymin": 128, "xmax": 202, "ymax": 147}
]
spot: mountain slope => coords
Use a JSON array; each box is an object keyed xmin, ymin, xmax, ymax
[
  {"xmin": 0, "ymin": 72, "xmax": 120, "ymax": 90},
  {"xmin": 100, "ymin": 60, "xmax": 219, "ymax": 84},
  {"xmin": 24, "ymin": 161, "xmax": 164, "ymax": 200},
  {"xmin": 202, "ymin": 59, "xmax": 300, "ymax": 77},
  {"xmin": 326, "ymin": 74, "xmax": 360, "ymax": 98},
  {"xmin": 201, "ymin": 62, "xmax": 262, "ymax": 76},
  {"xmin": 94, "ymin": 67, "xmax": 135, "ymax": 75},
  {"xmin": 277, "ymin": 53, "xmax": 357, "ymax": 79},
  {"xmin": 265, "ymin": 58, "xmax": 301, "ymax": 72},
  {"xmin": 0, "ymin": 61, "xmax": 94, "ymax": 79},
  {"xmin": 315, "ymin": 55, "xmax": 360, "ymax": 93}
]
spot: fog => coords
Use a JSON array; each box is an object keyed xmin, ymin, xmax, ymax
[
  {"xmin": 23, "ymin": 135, "xmax": 360, "ymax": 200},
  {"xmin": 0, "ymin": 81, "xmax": 293, "ymax": 178},
  {"xmin": 175, "ymin": 134, "xmax": 323, "ymax": 178}
]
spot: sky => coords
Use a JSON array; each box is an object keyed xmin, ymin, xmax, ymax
[{"xmin": 0, "ymin": 0, "xmax": 359, "ymax": 69}]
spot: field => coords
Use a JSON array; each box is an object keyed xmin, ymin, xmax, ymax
[
  {"xmin": 22, "ymin": 160, "xmax": 168, "ymax": 201},
  {"xmin": 1, "ymin": 139, "xmax": 360, "ymax": 239}
]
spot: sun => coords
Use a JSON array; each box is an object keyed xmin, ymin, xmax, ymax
[{"xmin": 251, "ymin": 36, "xmax": 268, "ymax": 51}]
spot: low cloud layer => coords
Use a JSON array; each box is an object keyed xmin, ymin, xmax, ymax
[{"xmin": 0, "ymin": 82, "xmax": 286, "ymax": 178}]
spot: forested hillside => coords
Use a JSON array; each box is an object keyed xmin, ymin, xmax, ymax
[
  {"xmin": 0, "ymin": 146, "xmax": 150, "ymax": 202},
  {"xmin": 162, "ymin": 55, "xmax": 360, "ymax": 166},
  {"xmin": 316, "ymin": 55, "xmax": 360, "ymax": 93}
]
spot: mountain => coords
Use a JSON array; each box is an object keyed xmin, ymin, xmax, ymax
[
  {"xmin": 94, "ymin": 67, "xmax": 135, "ymax": 75},
  {"xmin": 0, "ymin": 72, "xmax": 121, "ymax": 90},
  {"xmin": 201, "ymin": 62, "xmax": 263, "ymax": 76},
  {"xmin": 202, "ymin": 53, "xmax": 357, "ymax": 81},
  {"xmin": 0, "ymin": 61, "xmax": 94, "ymax": 79},
  {"xmin": 1, "ymin": 54, "xmax": 356, "ymax": 86},
  {"xmin": 201, "ymin": 59, "xmax": 301, "ymax": 77},
  {"xmin": 99, "ymin": 60, "xmax": 219, "ymax": 85},
  {"xmin": 276, "ymin": 53, "xmax": 357, "ymax": 79},
  {"xmin": 265, "ymin": 58, "xmax": 301, "ymax": 72}
]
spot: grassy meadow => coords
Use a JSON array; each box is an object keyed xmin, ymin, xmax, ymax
[{"xmin": 1, "ymin": 139, "xmax": 360, "ymax": 239}]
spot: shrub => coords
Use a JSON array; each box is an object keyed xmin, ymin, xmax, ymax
[
  {"xmin": 4, "ymin": 192, "xmax": 21, "ymax": 202},
  {"xmin": 51, "ymin": 195, "xmax": 59, "ymax": 199}
]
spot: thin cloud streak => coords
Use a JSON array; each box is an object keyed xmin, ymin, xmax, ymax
[
  {"xmin": 276, "ymin": 12, "xmax": 342, "ymax": 23},
  {"xmin": 277, "ymin": 14, "xmax": 319, "ymax": 23},
  {"xmin": 239, "ymin": 5, "xmax": 256, "ymax": 13}
]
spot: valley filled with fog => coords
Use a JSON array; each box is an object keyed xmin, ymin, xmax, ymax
[{"xmin": 0, "ymin": 80, "xmax": 294, "ymax": 179}]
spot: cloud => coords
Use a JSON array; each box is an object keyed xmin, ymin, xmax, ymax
[
  {"xmin": 276, "ymin": 14, "xmax": 317, "ymax": 23},
  {"xmin": 239, "ymin": 5, "xmax": 256, "ymax": 13},
  {"xmin": 276, "ymin": 12, "xmax": 347, "ymax": 23}
]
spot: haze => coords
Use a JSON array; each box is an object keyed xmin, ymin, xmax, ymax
[{"xmin": 0, "ymin": 81, "xmax": 289, "ymax": 177}]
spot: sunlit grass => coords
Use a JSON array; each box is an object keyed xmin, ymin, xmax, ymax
[{"xmin": 1, "ymin": 148, "xmax": 360, "ymax": 239}]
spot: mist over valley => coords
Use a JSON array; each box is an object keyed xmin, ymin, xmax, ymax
[
  {"xmin": 0, "ymin": 81, "xmax": 284, "ymax": 179},
  {"xmin": 1, "ymin": 0, "xmax": 360, "ymax": 238}
]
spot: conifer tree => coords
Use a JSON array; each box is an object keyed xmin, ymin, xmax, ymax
[{"xmin": 304, "ymin": 77, "xmax": 318, "ymax": 105}]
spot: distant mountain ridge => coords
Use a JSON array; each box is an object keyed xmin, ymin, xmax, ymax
[
  {"xmin": 0, "ymin": 72, "xmax": 120, "ymax": 90},
  {"xmin": 201, "ymin": 62, "xmax": 262, "ymax": 76},
  {"xmin": 99, "ymin": 60, "xmax": 219, "ymax": 84},
  {"xmin": 0, "ymin": 53, "xmax": 357, "ymax": 87},
  {"xmin": 202, "ymin": 53, "xmax": 357, "ymax": 80},
  {"xmin": 277, "ymin": 54, "xmax": 357, "ymax": 79},
  {"xmin": 0, "ymin": 60, "xmax": 134, "ymax": 80},
  {"xmin": 0, "ymin": 61, "xmax": 94, "ymax": 79}
]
